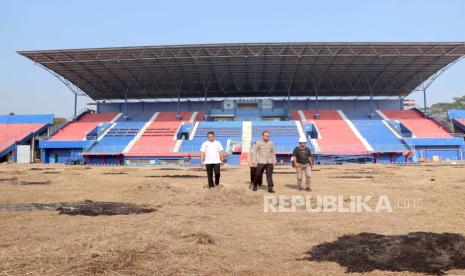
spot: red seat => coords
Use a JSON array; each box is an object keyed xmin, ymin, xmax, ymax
[
  {"xmin": 381, "ymin": 110, "xmax": 451, "ymax": 138},
  {"xmin": 0, "ymin": 124, "xmax": 44, "ymax": 152},
  {"xmin": 50, "ymin": 112, "xmax": 118, "ymax": 141},
  {"xmin": 127, "ymin": 121, "xmax": 183, "ymax": 156},
  {"xmin": 303, "ymin": 110, "xmax": 368, "ymax": 155}
]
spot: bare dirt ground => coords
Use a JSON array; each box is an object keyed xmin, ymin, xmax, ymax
[{"xmin": 0, "ymin": 163, "xmax": 465, "ymax": 275}]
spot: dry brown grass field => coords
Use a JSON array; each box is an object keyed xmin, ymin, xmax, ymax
[{"xmin": 0, "ymin": 163, "xmax": 465, "ymax": 275}]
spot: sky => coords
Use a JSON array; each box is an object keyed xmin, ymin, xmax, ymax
[{"xmin": 1, "ymin": 0, "xmax": 465, "ymax": 117}]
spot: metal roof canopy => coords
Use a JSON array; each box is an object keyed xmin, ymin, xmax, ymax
[{"xmin": 18, "ymin": 42, "xmax": 465, "ymax": 100}]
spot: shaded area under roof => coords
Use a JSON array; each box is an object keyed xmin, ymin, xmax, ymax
[{"xmin": 18, "ymin": 42, "xmax": 465, "ymax": 100}]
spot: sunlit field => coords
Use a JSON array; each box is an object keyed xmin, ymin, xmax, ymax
[{"xmin": 1, "ymin": 163, "xmax": 465, "ymax": 275}]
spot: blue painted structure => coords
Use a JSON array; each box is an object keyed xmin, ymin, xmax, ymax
[{"xmin": 0, "ymin": 114, "xmax": 53, "ymax": 161}]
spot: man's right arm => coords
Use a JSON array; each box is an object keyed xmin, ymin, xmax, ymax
[{"xmin": 200, "ymin": 142, "xmax": 205, "ymax": 166}]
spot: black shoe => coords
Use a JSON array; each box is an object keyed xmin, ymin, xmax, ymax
[
  {"xmin": 305, "ymin": 187, "xmax": 312, "ymax": 192},
  {"xmin": 252, "ymin": 185, "xmax": 257, "ymax": 191},
  {"xmin": 268, "ymin": 188, "xmax": 275, "ymax": 193}
]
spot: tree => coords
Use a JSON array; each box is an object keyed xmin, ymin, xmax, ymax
[{"xmin": 428, "ymin": 95, "xmax": 465, "ymax": 126}]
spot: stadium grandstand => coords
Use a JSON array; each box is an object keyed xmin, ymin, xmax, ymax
[
  {"xmin": 0, "ymin": 114, "xmax": 53, "ymax": 163},
  {"xmin": 10, "ymin": 42, "xmax": 465, "ymax": 165}
]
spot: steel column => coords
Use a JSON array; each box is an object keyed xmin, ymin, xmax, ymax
[
  {"xmin": 369, "ymin": 92, "xmax": 374, "ymax": 119},
  {"xmin": 176, "ymin": 88, "xmax": 181, "ymax": 121},
  {"xmin": 287, "ymin": 88, "xmax": 291, "ymax": 120},
  {"xmin": 365, "ymin": 75, "xmax": 374, "ymax": 119},
  {"xmin": 315, "ymin": 87, "xmax": 320, "ymax": 119},
  {"xmin": 423, "ymin": 89, "xmax": 428, "ymax": 116},
  {"xmin": 73, "ymin": 93, "xmax": 78, "ymax": 120},
  {"xmin": 124, "ymin": 93, "xmax": 128, "ymax": 121},
  {"xmin": 204, "ymin": 87, "xmax": 208, "ymax": 121}
]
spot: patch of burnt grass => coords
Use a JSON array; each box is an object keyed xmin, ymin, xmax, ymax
[
  {"xmin": 273, "ymin": 171, "xmax": 296, "ymax": 175},
  {"xmin": 349, "ymin": 170, "xmax": 375, "ymax": 174},
  {"xmin": 190, "ymin": 167, "xmax": 235, "ymax": 172},
  {"xmin": 0, "ymin": 200, "xmax": 156, "ymax": 216},
  {"xmin": 303, "ymin": 232, "xmax": 465, "ymax": 275},
  {"xmin": 29, "ymin": 167, "xmax": 53, "ymax": 171},
  {"xmin": 0, "ymin": 177, "xmax": 18, "ymax": 182},
  {"xmin": 102, "ymin": 171, "xmax": 128, "ymax": 175},
  {"xmin": 330, "ymin": 175, "xmax": 374, "ymax": 179},
  {"xmin": 0, "ymin": 178, "xmax": 51, "ymax": 185},
  {"xmin": 145, "ymin": 174, "xmax": 201, "ymax": 178},
  {"xmin": 20, "ymin": 180, "xmax": 51, "ymax": 185},
  {"xmin": 42, "ymin": 171, "xmax": 62, "ymax": 174}
]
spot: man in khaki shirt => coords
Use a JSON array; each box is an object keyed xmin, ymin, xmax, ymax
[
  {"xmin": 247, "ymin": 142, "xmax": 263, "ymax": 187},
  {"xmin": 251, "ymin": 131, "xmax": 277, "ymax": 193}
]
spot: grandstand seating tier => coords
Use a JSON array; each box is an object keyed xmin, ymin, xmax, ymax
[
  {"xmin": 87, "ymin": 121, "xmax": 146, "ymax": 154},
  {"xmin": 349, "ymin": 119, "xmax": 409, "ymax": 152},
  {"xmin": 155, "ymin": 112, "xmax": 192, "ymax": 122},
  {"xmin": 381, "ymin": 109, "xmax": 451, "ymax": 138},
  {"xmin": 0, "ymin": 124, "xmax": 45, "ymax": 155},
  {"xmin": 291, "ymin": 111, "xmax": 301, "ymax": 120},
  {"xmin": 303, "ymin": 110, "xmax": 368, "ymax": 155},
  {"xmin": 49, "ymin": 112, "xmax": 118, "ymax": 141},
  {"xmin": 180, "ymin": 136, "xmax": 230, "ymax": 153},
  {"xmin": 77, "ymin": 112, "xmax": 118, "ymax": 122},
  {"xmin": 127, "ymin": 121, "xmax": 182, "ymax": 156}
]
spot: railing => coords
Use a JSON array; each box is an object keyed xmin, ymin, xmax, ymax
[
  {"xmin": 403, "ymin": 133, "xmax": 464, "ymax": 138},
  {"xmin": 80, "ymin": 144, "xmax": 462, "ymax": 154},
  {"xmin": 45, "ymin": 135, "xmax": 88, "ymax": 141},
  {"xmin": 74, "ymin": 108, "xmax": 93, "ymax": 120},
  {"xmin": 38, "ymin": 109, "xmax": 94, "ymax": 141}
]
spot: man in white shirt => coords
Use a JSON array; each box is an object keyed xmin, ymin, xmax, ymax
[{"xmin": 200, "ymin": 131, "xmax": 224, "ymax": 188}]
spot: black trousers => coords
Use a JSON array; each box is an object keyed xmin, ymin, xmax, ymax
[
  {"xmin": 205, "ymin": 163, "xmax": 221, "ymax": 188},
  {"xmin": 250, "ymin": 167, "xmax": 263, "ymax": 185},
  {"xmin": 254, "ymin": 163, "xmax": 274, "ymax": 189}
]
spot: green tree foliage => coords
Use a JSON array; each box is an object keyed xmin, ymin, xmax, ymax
[{"xmin": 428, "ymin": 95, "xmax": 465, "ymax": 126}]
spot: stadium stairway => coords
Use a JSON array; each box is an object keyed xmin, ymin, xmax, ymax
[{"xmin": 302, "ymin": 110, "xmax": 369, "ymax": 155}]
